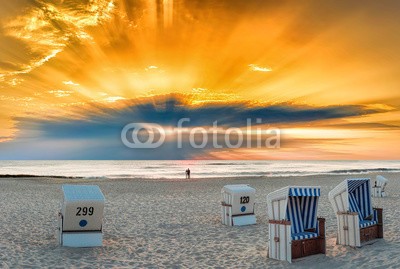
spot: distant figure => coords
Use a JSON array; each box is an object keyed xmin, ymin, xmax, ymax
[
  {"xmin": 185, "ymin": 168, "xmax": 191, "ymax": 179},
  {"xmin": 374, "ymin": 181, "xmax": 377, "ymax": 187}
]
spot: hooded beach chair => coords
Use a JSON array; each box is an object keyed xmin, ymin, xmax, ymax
[
  {"xmin": 57, "ymin": 185, "xmax": 105, "ymax": 247},
  {"xmin": 267, "ymin": 186, "xmax": 325, "ymax": 263},
  {"xmin": 221, "ymin": 184, "xmax": 256, "ymax": 226},
  {"xmin": 329, "ymin": 178, "xmax": 383, "ymax": 247},
  {"xmin": 372, "ymin": 175, "xmax": 388, "ymax": 197}
]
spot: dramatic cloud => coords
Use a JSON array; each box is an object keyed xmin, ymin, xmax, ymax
[
  {"xmin": 0, "ymin": 96, "xmax": 391, "ymax": 159},
  {"xmin": 1, "ymin": 0, "xmax": 115, "ymax": 81},
  {"xmin": 14, "ymin": 97, "xmax": 387, "ymax": 137}
]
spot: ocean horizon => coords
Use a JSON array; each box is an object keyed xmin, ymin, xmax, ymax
[{"xmin": 0, "ymin": 160, "xmax": 399, "ymax": 179}]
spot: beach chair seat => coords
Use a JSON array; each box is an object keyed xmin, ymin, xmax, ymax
[
  {"xmin": 359, "ymin": 220, "xmax": 377, "ymax": 228},
  {"xmin": 57, "ymin": 185, "xmax": 105, "ymax": 247},
  {"xmin": 267, "ymin": 186, "xmax": 325, "ymax": 263},
  {"xmin": 292, "ymin": 232, "xmax": 318, "ymax": 240},
  {"xmin": 221, "ymin": 184, "xmax": 256, "ymax": 226},
  {"xmin": 329, "ymin": 178, "xmax": 383, "ymax": 247}
]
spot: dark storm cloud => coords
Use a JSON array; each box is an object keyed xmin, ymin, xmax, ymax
[
  {"xmin": 13, "ymin": 97, "xmax": 385, "ymax": 140},
  {"xmin": 0, "ymin": 96, "xmax": 389, "ymax": 160}
]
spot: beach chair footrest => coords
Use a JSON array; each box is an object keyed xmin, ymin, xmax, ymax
[
  {"xmin": 291, "ymin": 237, "xmax": 325, "ymax": 259},
  {"xmin": 360, "ymin": 225, "xmax": 381, "ymax": 243},
  {"xmin": 232, "ymin": 214, "xmax": 256, "ymax": 226},
  {"xmin": 61, "ymin": 231, "xmax": 103, "ymax": 247}
]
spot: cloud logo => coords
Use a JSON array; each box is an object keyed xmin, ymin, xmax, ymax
[{"xmin": 121, "ymin": 123, "xmax": 166, "ymax": 148}]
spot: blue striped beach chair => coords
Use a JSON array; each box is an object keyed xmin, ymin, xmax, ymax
[
  {"xmin": 267, "ymin": 186, "xmax": 325, "ymax": 263},
  {"xmin": 329, "ymin": 178, "xmax": 383, "ymax": 247}
]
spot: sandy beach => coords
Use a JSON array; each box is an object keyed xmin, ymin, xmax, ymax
[{"xmin": 0, "ymin": 173, "xmax": 399, "ymax": 268}]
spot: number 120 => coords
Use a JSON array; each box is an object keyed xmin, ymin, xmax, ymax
[{"xmin": 240, "ymin": 196, "xmax": 250, "ymax": 204}]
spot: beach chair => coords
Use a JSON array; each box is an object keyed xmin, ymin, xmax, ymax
[
  {"xmin": 221, "ymin": 184, "xmax": 256, "ymax": 226},
  {"xmin": 329, "ymin": 178, "xmax": 383, "ymax": 247},
  {"xmin": 372, "ymin": 175, "xmax": 388, "ymax": 197},
  {"xmin": 57, "ymin": 185, "xmax": 105, "ymax": 247},
  {"xmin": 267, "ymin": 186, "xmax": 325, "ymax": 263}
]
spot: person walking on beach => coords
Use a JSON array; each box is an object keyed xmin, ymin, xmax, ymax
[{"xmin": 185, "ymin": 168, "xmax": 191, "ymax": 179}]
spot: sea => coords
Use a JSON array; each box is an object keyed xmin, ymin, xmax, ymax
[{"xmin": 0, "ymin": 160, "xmax": 399, "ymax": 179}]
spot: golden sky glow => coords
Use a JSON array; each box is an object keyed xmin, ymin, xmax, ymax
[{"xmin": 0, "ymin": 0, "xmax": 400, "ymax": 159}]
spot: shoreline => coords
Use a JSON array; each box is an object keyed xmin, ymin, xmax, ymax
[
  {"xmin": 0, "ymin": 171, "xmax": 397, "ymax": 183},
  {"xmin": 0, "ymin": 160, "xmax": 398, "ymax": 183},
  {"xmin": 0, "ymin": 174, "xmax": 83, "ymax": 179}
]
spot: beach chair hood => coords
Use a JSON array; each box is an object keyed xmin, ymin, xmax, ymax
[
  {"xmin": 267, "ymin": 186, "xmax": 321, "ymax": 233},
  {"xmin": 328, "ymin": 178, "xmax": 373, "ymax": 219}
]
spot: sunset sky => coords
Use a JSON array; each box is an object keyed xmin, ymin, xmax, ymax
[{"xmin": 0, "ymin": 0, "xmax": 399, "ymax": 159}]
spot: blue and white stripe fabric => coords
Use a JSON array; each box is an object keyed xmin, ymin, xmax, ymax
[
  {"xmin": 358, "ymin": 208, "xmax": 379, "ymax": 228},
  {"xmin": 291, "ymin": 232, "xmax": 318, "ymax": 241},
  {"xmin": 348, "ymin": 193, "xmax": 363, "ymax": 222},
  {"xmin": 286, "ymin": 187, "xmax": 320, "ymax": 240},
  {"xmin": 300, "ymin": 196, "xmax": 319, "ymax": 230},
  {"xmin": 347, "ymin": 179, "xmax": 373, "ymax": 227},
  {"xmin": 287, "ymin": 197, "xmax": 304, "ymax": 234},
  {"xmin": 289, "ymin": 187, "xmax": 320, "ymax": 197},
  {"xmin": 359, "ymin": 220, "xmax": 377, "ymax": 228}
]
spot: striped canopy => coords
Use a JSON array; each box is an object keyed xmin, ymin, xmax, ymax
[
  {"xmin": 347, "ymin": 179, "xmax": 373, "ymax": 220},
  {"xmin": 289, "ymin": 187, "xmax": 320, "ymax": 197},
  {"xmin": 286, "ymin": 187, "xmax": 320, "ymax": 235}
]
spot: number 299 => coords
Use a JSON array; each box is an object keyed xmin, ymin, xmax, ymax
[{"xmin": 76, "ymin": 207, "xmax": 94, "ymax": 216}]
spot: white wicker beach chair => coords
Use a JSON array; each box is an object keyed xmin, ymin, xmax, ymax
[
  {"xmin": 329, "ymin": 178, "xmax": 383, "ymax": 247},
  {"xmin": 221, "ymin": 184, "xmax": 256, "ymax": 226},
  {"xmin": 372, "ymin": 175, "xmax": 389, "ymax": 197},
  {"xmin": 267, "ymin": 186, "xmax": 325, "ymax": 263},
  {"xmin": 57, "ymin": 185, "xmax": 105, "ymax": 247}
]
